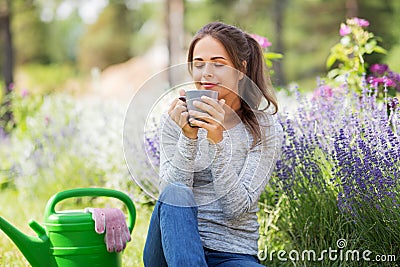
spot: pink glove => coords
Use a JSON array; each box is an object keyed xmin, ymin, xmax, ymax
[{"xmin": 86, "ymin": 208, "xmax": 131, "ymax": 253}]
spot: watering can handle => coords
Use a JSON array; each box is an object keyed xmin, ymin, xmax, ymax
[{"xmin": 44, "ymin": 188, "xmax": 136, "ymax": 234}]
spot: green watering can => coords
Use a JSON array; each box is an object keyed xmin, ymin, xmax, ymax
[{"xmin": 0, "ymin": 187, "xmax": 136, "ymax": 267}]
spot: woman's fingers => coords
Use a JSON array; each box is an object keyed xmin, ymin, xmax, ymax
[
  {"xmin": 179, "ymin": 111, "xmax": 190, "ymax": 126},
  {"xmin": 188, "ymin": 110, "xmax": 222, "ymax": 125},
  {"xmin": 167, "ymin": 94, "xmax": 199, "ymax": 138},
  {"xmin": 189, "ymin": 117, "xmax": 219, "ymax": 130},
  {"xmin": 198, "ymin": 96, "xmax": 225, "ymax": 114},
  {"xmin": 168, "ymin": 96, "xmax": 188, "ymax": 124},
  {"xmin": 168, "ymin": 98, "xmax": 179, "ymax": 114},
  {"xmin": 191, "ymin": 98, "xmax": 225, "ymax": 125},
  {"xmin": 188, "ymin": 117, "xmax": 223, "ymax": 144}
]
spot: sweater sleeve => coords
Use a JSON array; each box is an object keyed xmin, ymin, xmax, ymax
[
  {"xmin": 209, "ymin": 114, "xmax": 283, "ymax": 219},
  {"xmin": 158, "ymin": 113, "xmax": 198, "ymax": 190}
]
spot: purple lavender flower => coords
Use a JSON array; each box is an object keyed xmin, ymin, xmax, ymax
[
  {"xmin": 0, "ymin": 127, "xmax": 6, "ymax": 139},
  {"xmin": 8, "ymin": 83, "xmax": 15, "ymax": 91},
  {"xmin": 387, "ymin": 71, "xmax": 400, "ymax": 92},
  {"xmin": 388, "ymin": 97, "xmax": 399, "ymax": 109},
  {"xmin": 144, "ymin": 120, "xmax": 161, "ymax": 166}
]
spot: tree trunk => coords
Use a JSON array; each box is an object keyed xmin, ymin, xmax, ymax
[
  {"xmin": 0, "ymin": 0, "xmax": 14, "ymax": 131},
  {"xmin": 272, "ymin": 0, "xmax": 287, "ymax": 87},
  {"xmin": 346, "ymin": 0, "xmax": 358, "ymax": 18},
  {"xmin": 165, "ymin": 0, "xmax": 185, "ymax": 87}
]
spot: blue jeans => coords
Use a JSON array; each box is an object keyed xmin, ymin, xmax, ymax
[{"xmin": 143, "ymin": 184, "xmax": 264, "ymax": 267}]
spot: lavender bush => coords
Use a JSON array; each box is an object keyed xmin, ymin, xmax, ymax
[{"xmin": 259, "ymin": 78, "xmax": 399, "ymax": 265}]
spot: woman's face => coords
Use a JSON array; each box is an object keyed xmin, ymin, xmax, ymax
[{"xmin": 191, "ymin": 36, "xmax": 243, "ymax": 110}]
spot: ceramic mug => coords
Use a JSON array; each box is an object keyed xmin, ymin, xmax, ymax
[{"xmin": 180, "ymin": 90, "xmax": 219, "ymax": 127}]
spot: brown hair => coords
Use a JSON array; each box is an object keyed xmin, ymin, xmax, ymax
[{"xmin": 187, "ymin": 22, "xmax": 278, "ymax": 146}]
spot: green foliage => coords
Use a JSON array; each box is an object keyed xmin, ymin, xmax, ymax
[
  {"xmin": 385, "ymin": 44, "xmax": 400, "ymax": 72},
  {"xmin": 264, "ymin": 52, "xmax": 283, "ymax": 69},
  {"xmin": 78, "ymin": 3, "xmax": 132, "ymax": 70},
  {"xmin": 17, "ymin": 63, "xmax": 78, "ymax": 94},
  {"xmin": 77, "ymin": 2, "xmax": 162, "ymax": 71},
  {"xmin": 325, "ymin": 17, "xmax": 387, "ymax": 91},
  {"xmin": 0, "ymin": 87, "xmax": 43, "ymax": 133},
  {"xmin": 128, "ymin": 2, "xmax": 163, "ymax": 57},
  {"xmin": 350, "ymin": 188, "xmax": 400, "ymax": 258},
  {"xmin": 11, "ymin": 0, "xmax": 49, "ymax": 64},
  {"xmin": 250, "ymin": 33, "xmax": 283, "ymax": 72},
  {"xmin": 282, "ymin": 0, "xmax": 344, "ymax": 88},
  {"xmin": 45, "ymin": 11, "xmax": 85, "ymax": 63},
  {"xmin": 258, "ymin": 150, "xmax": 361, "ymax": 266}
]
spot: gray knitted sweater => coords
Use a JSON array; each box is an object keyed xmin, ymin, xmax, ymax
[{"xmin": 159, "ymin": 111, "xmax": 283, "ymax": 255}]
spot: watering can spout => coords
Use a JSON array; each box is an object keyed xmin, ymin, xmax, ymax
[{"xmin": 0, "ymin": 216, "xmax": 55, "ymax": 267}]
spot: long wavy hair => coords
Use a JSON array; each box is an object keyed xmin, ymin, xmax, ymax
[{"xmin": 187, "ymin": 22, "xmax": 278, "ymax": 146}]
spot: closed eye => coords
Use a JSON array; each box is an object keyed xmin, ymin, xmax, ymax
[
  {"xmin": 193, "ymin": 61, "xmax": 205, "ymax": 68},
  {"xmin": 193, "ymin": 61, "xmax": 226, "ymax": 69},
  {"xmin": 213, "ymin": 62, "xmax": 225, "ymax": 67}
]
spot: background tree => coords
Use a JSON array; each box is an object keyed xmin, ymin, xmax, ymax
[
  {"xmin": 272, "ymin": 0, "xmax": 288, "ymax": 87},
  {"xmin": 0, "ymin": 0, "xmax": 14, "ymax": 130},
  {"xmin": 77, "ymin": 1, "xmax": 160, "ymax": 72},
  {"xmin": 166, "ymin": 0, "xmax": 185, "ymax": 86},
  {"xmin": 12, "ymin": 0, "xmax": 48, "ymax": 64},
  {"xmin": 360, "ymin": 0, "xmax": 400, "ymax": 67},
  {"xmin": 78, "ymin": 3, "xmax": 132, "ymax": 71}
]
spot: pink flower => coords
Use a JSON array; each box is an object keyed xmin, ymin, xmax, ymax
[
  {"xmin": 250, "ymin": 34, "xmax": 272, "ymax": 49},
  {"xmin": 369, "ymin": 64, "xmax": 388, "ymax": 75},
  {"xmin": 353, "ymin": 17, "xmax": 369, "ymax": 27},
  {"xmin": 21, "ymin": 88, "xmax": 29, "ymax": 97},
  {"xmin": 369, "ymin": 77, "xmax": 396, "ymax": 87},
  {"xmin": 339, "ymin": 23, "xmax": 351, "ymax": 36},
  {"xmin": 45, "ymin": 116, "xmax": 51, "ymax": 126},
  {"xmin": 385, "ymin": 78, "xmax": 396, "ymax": 87},
  {"xmin": 312, "ymin": 85, "xmax": 333, "ymax": 100}
]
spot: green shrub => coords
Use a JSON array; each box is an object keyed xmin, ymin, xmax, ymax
[{"xmin": 17, "ymin": 63, "xmax": 79, "ymax": 95}]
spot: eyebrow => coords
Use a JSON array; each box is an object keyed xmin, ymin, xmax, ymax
[{"xmin": 193, "ymin": 56, "xmax": 227, "ymax": 61}]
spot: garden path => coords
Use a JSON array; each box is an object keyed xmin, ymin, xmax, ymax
[{"xmin": 81, "ymin": 44, "xmax": 169, "ymax": 109}]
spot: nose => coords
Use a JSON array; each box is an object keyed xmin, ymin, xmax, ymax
[{"xmin": 203, "ymin": 62, "xmax": 214, "ymax": 78}]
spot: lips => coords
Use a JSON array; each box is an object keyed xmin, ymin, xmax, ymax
[{"xmin": 201, "ymin": 82, "xmax": 218, "ymax": 89}]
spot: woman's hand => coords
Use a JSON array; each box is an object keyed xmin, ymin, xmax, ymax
[
  {"xmin": 188, "ymin": 96, "xmax": 226, "ymax": 144},
  {"xmin": 168, "ymin": 90, "xmax": 199, "ymax": 139}
]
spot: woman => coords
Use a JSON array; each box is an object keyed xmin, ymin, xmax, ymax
[{"xmin": 143, "ymin": 22, "xmax": 283, "ymax": 267}]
